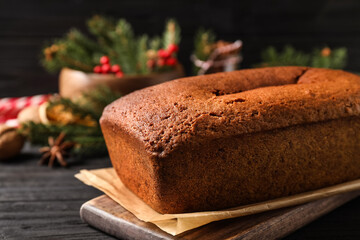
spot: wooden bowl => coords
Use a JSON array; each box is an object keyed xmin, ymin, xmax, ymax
[{"xmin": 59, "ymin": 66, "xmax": 185, "ymax": 99}]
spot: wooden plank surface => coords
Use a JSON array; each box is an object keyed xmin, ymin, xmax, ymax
[
  {"xmin": 1, "ymin": 144, "xmax": 360, "ymax": 239},
  {"xmin": 80, "ymin": 192, "xmax": 360, "ymax": 240}
]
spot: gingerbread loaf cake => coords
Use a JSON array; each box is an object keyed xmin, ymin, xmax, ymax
[{"xmin": 100, "ymin": 67, "xmax": 360, "ymax": 214}]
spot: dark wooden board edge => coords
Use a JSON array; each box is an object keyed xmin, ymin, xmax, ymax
[
  {"xmin": 80, "ymin": 191, "xmax": 360, "ymax": 240},
  {"xmin": 80, "ymin": 198, "xmax": 174, "ymax": 240}
]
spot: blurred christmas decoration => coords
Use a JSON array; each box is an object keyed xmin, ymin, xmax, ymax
[
  {"xmin": 41, "ymin": 15, "xmax": 184, "ymax": 99},
  {"xmin": 0, "ymin": 95, "xmax": 50, "ymax": 126},
  {"xmin": 39, "ymin": 132, "xmax": 74, "ymax": 167},
  {"xmin": 58, "ymin": 66, "xmax": 184, "ymax": 100},
  {"xmin": 0, "ymin": 124, "xmax": 25, "ymax": 161},
  {"xmin": 258, "ymin": 45, "xmax": 347, "ymax": 69},
  {"xmin": 93, "ymin": 55, "xmax": 124, "ymax": 78},
  {"xmin": 41, "ymin": 15, "xmax": 181, "ymax": 75},
  {"xmin": 191, "ymin": 29, "xmax": 243, "ymax": 75},
  {"xmin": 20, "ymin": 86, "xmax": 121, "ymax": 158}
]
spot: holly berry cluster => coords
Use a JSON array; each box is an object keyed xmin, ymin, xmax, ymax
[
  {"xmin": 93, "ymin": 56, "xmax": 124, "ymax": 78},
  {"xmin": 147, "ymin": 44, "xmax": 179, "ymax": 70}
]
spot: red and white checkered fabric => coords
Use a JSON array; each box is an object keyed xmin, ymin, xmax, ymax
[{"xmin": 0, "ymin": 94, "xmax": 50, "ymax": 125}]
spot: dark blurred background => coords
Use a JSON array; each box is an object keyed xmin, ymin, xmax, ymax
[{"xmin": 1, "ymin": 0, "xmax": 360, "ymax": 97}]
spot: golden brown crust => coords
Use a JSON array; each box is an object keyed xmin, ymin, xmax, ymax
[
  {"xmin": 151, "ymin": 117, "xmax": 360, "ymax": 213},
  {"xmin": 100, "ymin": 67, "xmax": 360, "ymax": 213},
  {"xmin": 101, "ymin": 67, "xmax": 360, "ymax": 157}
]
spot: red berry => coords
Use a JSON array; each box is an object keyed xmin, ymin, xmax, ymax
[
  {"xmin": 166, "ymin": 57, "xmax": 177, "ymax": 66},
  {"xmin": 115, "ymin": 71, "xmax": 124, "ymax": 78},
  {"xmin": 158, "ymin": 49, "xmax": 170, "ymax": 59},
  {"xmin": 101, "ymin": 63, "xmax": 111, "ymax": 73},
  {"xmin": 146, "ymin": 59, "xmax": 155, "ymax": 69},
  {"xmin": 100, "ymin": 56, "xmax": 110, "ymax": 65},
  {"xmin": 167, "ymin": 44, "xmax": 179, "ymax": 54},
  {"xmin": 157, "ymin": 58, "xmax": 165, "ymax": 67},
  {"xmin": 93, "ymin": 65, "xmax": 102, "ymax": 73},
  {"xmin": 111, "ymin": 64, "xmax": 121, "ymax": 73}
]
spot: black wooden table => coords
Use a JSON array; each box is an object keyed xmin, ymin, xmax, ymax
[{"xmin": 1, "ymin": 143, "xmax": 359, "ymax": 240}]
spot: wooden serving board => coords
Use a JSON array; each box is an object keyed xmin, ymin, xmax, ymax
[{"xmin": 80, "ymin": 192, "xmax": 360, "ymax": 240}]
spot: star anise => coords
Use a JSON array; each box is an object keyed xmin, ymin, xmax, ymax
[{"xmin": 39, "ymin": 132, "xmax": 74, "ymax": 167}]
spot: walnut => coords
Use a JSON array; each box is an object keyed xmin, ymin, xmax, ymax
[{"xmin": 0, "ymin": 124, "xmax": 25, "ymax": 161}]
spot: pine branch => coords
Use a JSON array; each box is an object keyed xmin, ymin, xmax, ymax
[
  {"xmin": 260, "ymin": 45, "xmax": 310, "ymax": 67},
  {"xmin": 109, "ymin": 19, "xmax": 138, "ymax": 74},
  {"xmin": 41, "ymin": 31, "xmax": 98, "ymax": 72},
  {"xmin": 20, "ymin": 122, "xmax": 101, "ymax": 145},
  {"xmin": 67, "ymin": 29, "xmax": 102, "ymax": 55},
  {"xmin": 20, "ymin": 122, "xmax": 106, "ymax": 157},
  {"xmin": 41, "ymin": 39, "xmax": 67, "ymax": 73},
  {"xmin": 58, "ymin": 55, "xmax": 94, "ymax": 72},
  {"xmin": 72, "ymin": 135, "xmax": 108, "ymax": 157},
  {"xmin": 162, "ymin": 19, "xmax": 181, "ymax": 49},
  {"xmin": 194, "ymin": 28, "xmax": 216, "ymax": 60},
  {"xmin": 20, "ymin": 86, "xmax": 121, "ymax": 157},
  {"xmin": 41, "ymin": 15, "xmax": 181, "ymax": 74},
  {"xmin": 311, "ymin": 47, "xmax": 347, "ymax": 69},
  {"xmin": 87, "ymin": 15, "xmax": 115, "ymax": 48},
  {"xmin": 79, "ymin": 85, "xmax": 122, "ymax": 118},
  {"xmin": 149, "ymin": 37, "xmax": 161, "ymax": 51},
  {"xmin": 137, "ymin": 35, "xmax": 150, "ymax": 74},
  {"xmin": 87, "ymin": 15, "xmax": 116, "ymax": 61},
  {"xmin": 192, "ymin": 28, "xmax": 216, "ymax": 74},
  {"xmin": 258, "ymin": 45, "xmax": 347, "ymax": 69}
]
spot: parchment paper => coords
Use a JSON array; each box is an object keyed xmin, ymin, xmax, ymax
[{"xmin": 75, "ymin": 168, "xmax": 360, "ymax": 236}]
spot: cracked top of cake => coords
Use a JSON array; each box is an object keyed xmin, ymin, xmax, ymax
[{"xmin": 100, "ymin": 66, "xmax": 360, "ymax": 157}]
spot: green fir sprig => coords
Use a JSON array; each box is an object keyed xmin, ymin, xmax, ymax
[
  {"xmin": 192, "ymin": 28, "xmax": 216, "ymax": 74},
  {"xmin": 311, "ymin": 47, "xmax": 347, "ymax": 69},
  {"xmin": 20, "ymin": 86, "xmax": 122, "ymax": 157},
  {"xmin": 41, "ymin": 15, "xmax": 181, "ymax": 75},
  {"xmin": 162, "ymin": 19, "xmax": 181, "ymax": 49},
  {"xmin": 258, "ymin": 45, "xmax": 347, "ymax": 69}
]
